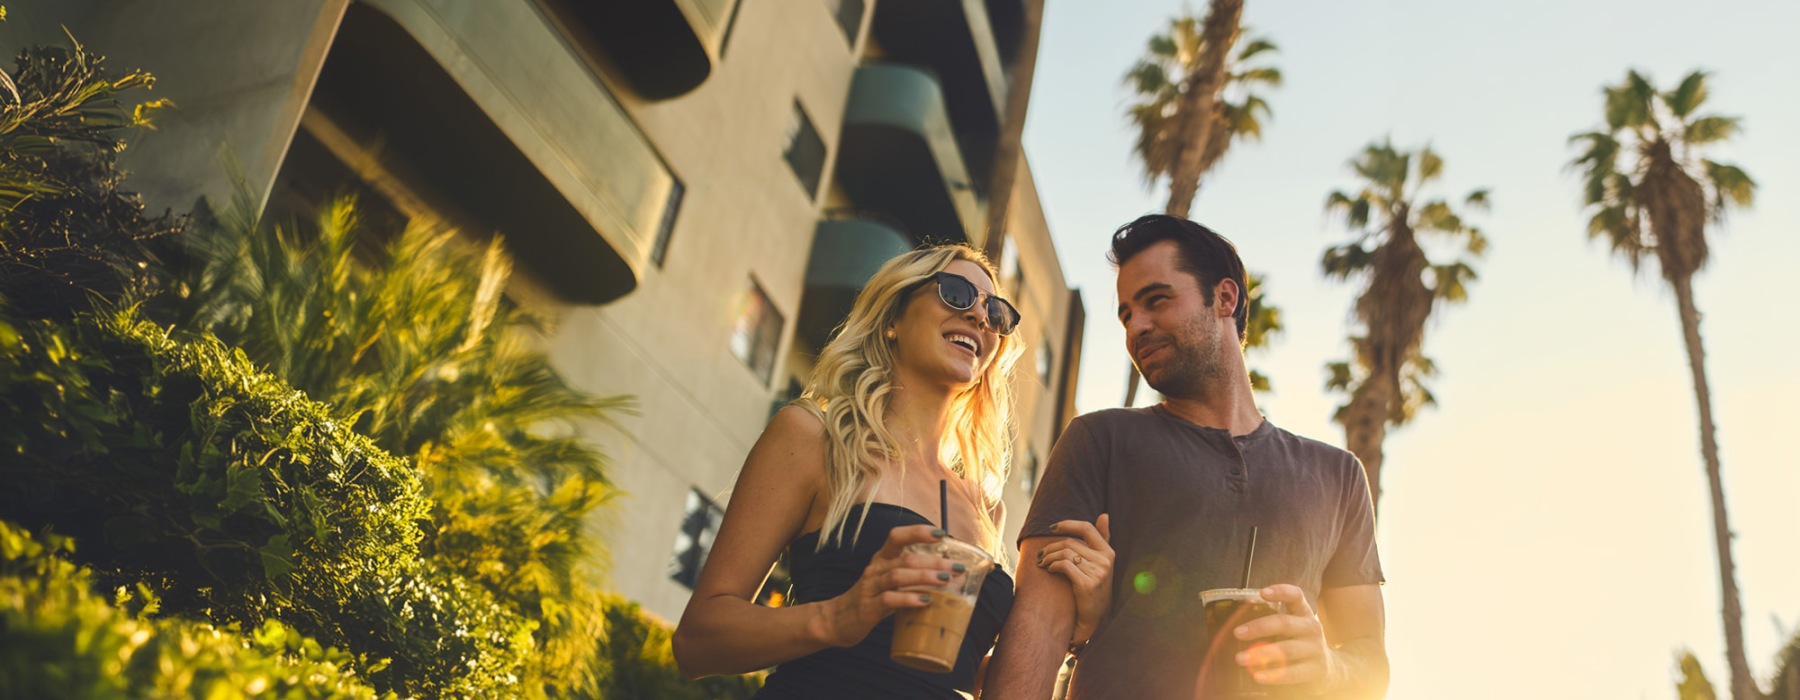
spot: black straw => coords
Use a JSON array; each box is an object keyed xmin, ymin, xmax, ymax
[
  {"xmin": 939, "ymin": 480, "xmax": 949, "ymax": 538},
  {"xmin": 1241, "ymin": 526, "xmax": 1258, "ymax": 589}
]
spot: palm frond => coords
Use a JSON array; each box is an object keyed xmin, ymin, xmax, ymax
[
  {"xmin": 1233, "ymin": 66, "xmax": 1283, "ymax": 87},
  {"xmin": 1702, "ymin": 159, "xmax": 1756, "ymax": 213},
  {"xmin": 1324, "ymin": 360, "xmax": 1355, "ymax": 393},
  {"xmin": 1464, "ymin": 188, "xmax": 1492, "ymax": 212},
  {"xmin": 1428, "ymin": 262, "xmax": 1478, "ymax": 303},
  {"xmin": 1125, "ymin": 60, "xmax": 1172, "ymax": 96},
  {"xmin": 1147, "ymin": 33, "xmax": 1178, "ymax": 59},
  {"xmin": 1664, "ymin": 70, "xmax": 1711, "ymax": 119},
  {"xmin": 1236, "ymin": 37, "xmax": 1278, "ymax": 61},
  {"xmin": 1682, "ymin": 115, "xmax": 1741, "ymax": 147},
  {"xmin": 1417, "ymin": 146, "xmax": 1444, "ymax": 184},
  {"xmin": 1321, "ymin": 242, "xmax": 1374, "ymax": 280},
  {"xmin": 1465, "ymin": 227, "xmax": 1490, "ymax": 256},
  {"xmin": 1413, "ymin": 201, "xmax": 1462, "ymax": 233}
]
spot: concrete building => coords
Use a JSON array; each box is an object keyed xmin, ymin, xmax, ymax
[{"xmin": 10, "ymin": 0, "xmax": 1083, "ymax": 619}]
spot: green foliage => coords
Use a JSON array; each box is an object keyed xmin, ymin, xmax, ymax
[
  {"xmin": 1677, "ymin": 650, "xmax": 1720, "ymax": 700},
  {"xmin": 168, "ymin": 195, "xmax": 631, "ymax": 694},
  {"xmin": 1321, "ymin": 139, "xmax": 1487, "ymax": 429},
  {"xmin": 0, "ymin": 309, "xmax": 530, "ymax": 697},
  {"xmin": 1123, "ymin": 14, "xmax": 1280, "ymax": 189},
  {"xmin": 0, "ymin": 31, "xmax": 181, "ymax": 319},
  {"xmin": 1772, "ymin": 627, "xmax": 1800, "ymax": 700},
  {"xmin": 594, "ymin": 593, "xmax": 763, "ymax": 700},
  {"xmin": 0, "ymin": 518, "xmax": 389, "ymax": 699},
  {"xmin": 1568, "ymin": 68, "xmax": 1755, "ymax": 281}
]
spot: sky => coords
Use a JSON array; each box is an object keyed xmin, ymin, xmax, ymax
[{"xmin": 1022, "ymin": 1, "xmax": 1800, "ymax": 697}]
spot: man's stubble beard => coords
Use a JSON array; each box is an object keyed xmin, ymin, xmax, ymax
[{"xmin": 1142, "ymin": 313, "xmax": 1232, "ymax": 402}]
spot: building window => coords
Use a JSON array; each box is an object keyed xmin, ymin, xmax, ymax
[
  {"xmin": 826, "ymin": 0, "xmax": 865, "ymax": 47},
  {"xmin": 1020, "ymin": 447, "xmax": 1039, "ymax": 496},
  {"xmin": 670, "ymin": 489, "xmax": 725, "ymax": 589},
  {"xmin": 783, "ymin": 101, "xmax": 826, "ymax": 200},
  {"xmin": 730, "ymin": 278, "xmax": 785, "ymax": 384},
  {"xmin": 1036, "ymin": 333, "xmax": 1053, "ymax": 382}
]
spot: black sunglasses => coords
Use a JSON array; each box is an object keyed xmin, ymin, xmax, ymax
[{"xmin": 925, "ymin": 272, "xmax": 1021, "ymax": 336}]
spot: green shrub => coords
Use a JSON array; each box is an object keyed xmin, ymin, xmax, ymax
[
  {"xmin": 0, "ymin": 518, "xmax": 389, "ymax": 699},
  {"xmin": 0, "ymin": 28, "xmax": 183, "ymax": 320},
  {"xmin": 595, "ymin": 593, "xmax": 763, "ymax": 700},
  {"xmin": 172, "ymin": 197, "xmax": 628, "ymax": 695},
  {"xmin": 0, "ymin": 309, "xmax": 531, "ymax": 697}
]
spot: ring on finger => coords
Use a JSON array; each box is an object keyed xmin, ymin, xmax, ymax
[{"xmin": 1074, "ymin": 555, "xmax": 1083, "ymax": 565}]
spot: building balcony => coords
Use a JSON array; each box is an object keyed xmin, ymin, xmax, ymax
[
  {"xmin": 795, "ymin": 216, "xmax": 915, "ymax": 352},
  {"xmin": 836, "ymin": 64, "xmax": 986, "ymax": 250},
  {"xmin": 535, "ymin": 0, "xmax": 736, "ymax": 100},
  {"xmin": 868, "ymin": 0, "xmax": 1018, "ymax": 189}
]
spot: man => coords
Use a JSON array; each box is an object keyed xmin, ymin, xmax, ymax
[{"xmin": 986, "ymin": 215, "xmax": 1388, "ymax": 698}]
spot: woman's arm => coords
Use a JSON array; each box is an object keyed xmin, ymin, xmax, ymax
[{"xmin": 671, "ymin": 406, "xmax": 954, "ymax": 678}]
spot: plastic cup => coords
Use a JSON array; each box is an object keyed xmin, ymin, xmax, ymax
[
  {"xmin": 889, "ymin": 538, "xmax": 995, "ymax": 673},
  {"xmin": 1198, "ymin": 588, "xmax": 1286, "ymax": 698}
]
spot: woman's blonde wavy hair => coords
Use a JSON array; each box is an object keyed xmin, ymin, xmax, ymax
[{"xmin": 797, "ymin": 245, "xmax": 1022, "ymax": 564}]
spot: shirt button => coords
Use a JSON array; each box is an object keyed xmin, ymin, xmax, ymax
[{"xmin": 1230, "ymin": 468, "xmax": 1241, "ymax": 476}]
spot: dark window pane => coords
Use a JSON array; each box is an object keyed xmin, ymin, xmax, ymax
[
  {"xmin": 829, "ymin": 0, "xmax": 865, "ymax": 46},
  {"xmin": 783, "ymin": 101, "xmax": 826, "ymax": 200},
  {"xmin": 670, "ymin": 489, "xmax": 725, "ymax": 589}
]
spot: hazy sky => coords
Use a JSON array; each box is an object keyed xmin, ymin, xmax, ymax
[{"xmin": 1022, "ymin": 1, "xmax": 1800, "ymax": 697}]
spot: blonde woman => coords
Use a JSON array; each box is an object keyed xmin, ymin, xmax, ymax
[{"xmin": 673, "ymin": 246, "xmax": 1113, "ymax": 698}]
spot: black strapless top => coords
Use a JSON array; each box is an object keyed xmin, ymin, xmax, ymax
[{"xmin": 755, "ymin": 503, "xmax": 1015, "ymax": 699}]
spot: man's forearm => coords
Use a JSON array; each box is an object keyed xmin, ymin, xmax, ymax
[
  {"xmin": 1316, "ymin": 637, "xmax": 1389, "ymax": 699},
  {"xmin": 984, "ymin": 542, "xmax": 1078, "ymax": 700},
  {"xmin": 984, "ymin": 607, "xmax": 1071, "ymax": 700}
]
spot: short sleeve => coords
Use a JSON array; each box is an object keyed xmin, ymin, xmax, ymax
[
  {"xmin": 1322, "ymin": 454, "xmax": 1385, "ymax": 588},
  {"xmin": 1018, "ymin": 416, "xmax": 1108, "ymax": 544}
]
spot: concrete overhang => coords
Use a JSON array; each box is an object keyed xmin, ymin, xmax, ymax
[
  {"xmin": 836, "ymin": 64, "xmax": 986, "ymax": 250},
  {"xmin": 795, "ymin": 217, "xmax": 914, "ymax": 352},
  {"xmin": 537, "ymin": 0, "xmax": 733, "ymax": 100}
]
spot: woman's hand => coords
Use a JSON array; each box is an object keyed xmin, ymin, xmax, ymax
[
  {"xmin": 1036, "ymin": 514, "xmax": 1113, "ymax": 646},
  {"xmin": 816, "ymin": 524, "xmax": 962, "ymax": 647}
]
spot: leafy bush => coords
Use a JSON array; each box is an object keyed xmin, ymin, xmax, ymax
[
  {"xmin": 0, "ymin": 518, "xmax": 388, "ymax": 699},
  {"xmin": 595, "ymin": 593, "xmax": 763, "ymax": 700},
  {"xmin": 0, "ymin": 29, "xmax": 182, "ymax": 320},
  {"xmin": 0, "ymin": 309, "xmax": 530, "ymax": 697},
  {"xmin": 171, "ymin": 196, "xmax": 628, "ymax": 695}
]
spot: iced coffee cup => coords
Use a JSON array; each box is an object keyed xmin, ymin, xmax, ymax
[
  {"xmin": 889, "ymin": 538, "xmax": 995, "ymax": 673},
  {"xmin": 1198, "ymin": 588, "xmax": 1286, "ymax": 698}
]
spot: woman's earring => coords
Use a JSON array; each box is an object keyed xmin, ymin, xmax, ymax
[{"xmin": 884, "ymin": 328, "xmax": 897, "ymax": 340}]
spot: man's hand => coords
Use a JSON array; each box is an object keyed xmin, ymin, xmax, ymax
[{"xmin": 1234, "ymin": 584, "xmax": 1333, "ymax": 690}]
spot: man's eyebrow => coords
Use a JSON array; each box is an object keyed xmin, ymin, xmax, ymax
[{"xmin": 1117, "ymin": 282, "xmax": 1174, "ymax": 317}]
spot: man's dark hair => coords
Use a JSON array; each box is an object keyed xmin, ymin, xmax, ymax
[{"xmin": 1108, "ymin": 214, "xmax": 1248, "ymax": 341}]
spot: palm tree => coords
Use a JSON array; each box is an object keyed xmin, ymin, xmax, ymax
[
  {"xmin": 1121, "ymin": 3, "xmax": 1281, "ymax": 405},
  {"xmin": 1123, "ymin": 16, "xmax": 1278, "ymax": 204},
  {"xmin": 1321, "ymin": 139, "xmax": 1488, "ymax": 514},
  {"xmin": 1569, "ymin": 68, "xmax": 1756, "ymax": 700}
]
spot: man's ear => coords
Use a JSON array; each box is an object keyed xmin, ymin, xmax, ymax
[{"xmin": 1213, "ymin": 278, "xmax": 1242, "ymax": 320}]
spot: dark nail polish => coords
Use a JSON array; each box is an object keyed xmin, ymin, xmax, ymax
[
  {"xmin": 919, "ymin": 594, "xmax": 932, "ymax": 603},
  {"xmin": 938, "ymin": 572, "xmax": 952, "ymax": 581},
  {"xmin": 952, "ymin": 563, "xmax": 966, "ymax": 573},
  {"xmin": 931, "ymin": 529, "xmax": 947, "ymax": 538}
]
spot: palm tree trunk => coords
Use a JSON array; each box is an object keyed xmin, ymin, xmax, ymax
[
  {"xmin": 1671, "ymin": 273, "xmax": 1755, "ymax": 700},
  {"xmin": 1341, "ymin": 380, "xmax": 1390, "ymax": 517},
  {"xmin": 1162, "ymin": 0, "xmax": 1241, "ymax": 219}
]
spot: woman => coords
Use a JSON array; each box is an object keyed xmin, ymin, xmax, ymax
[{"xmin": 672, "ymin": 246, "xmax": 1113, "ymax": 698}]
